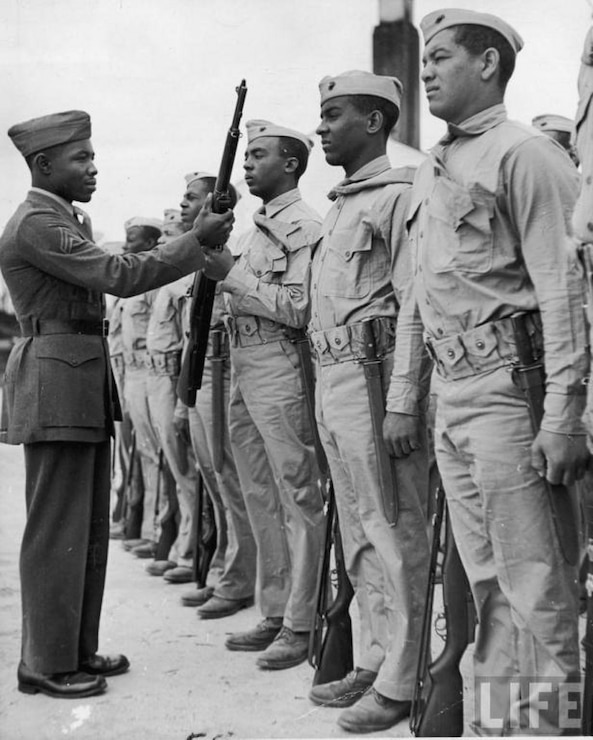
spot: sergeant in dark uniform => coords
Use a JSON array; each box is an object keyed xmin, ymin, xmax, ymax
[{"xmin": 0, "ymin": 110, "xmax": 233, "ymax": 698}]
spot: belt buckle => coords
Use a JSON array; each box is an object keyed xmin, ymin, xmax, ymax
[{"xmin": 102, "ymin": 318, "xmax": 110, "ymax": 337}]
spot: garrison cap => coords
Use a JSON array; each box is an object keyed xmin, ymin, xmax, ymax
[
  {"xmin": 8, "ymin": 110, "xmax": 91, "ymax": 158},
  {"xmin": 319, "ymin": 70, "xmax": 403, "ymax": 110},
  {"xmin": 531, "ymin": 114, "xmax": 574, "ymax": 135},
  {"xmin": 420, "ymin": 9, "xmax": 523, "ymax": 55},
  {"xmin": 184, "ymin": 171, "xmax": 217, "ymax": 187},
  {"xmin": 124, "ymin": 216, "xmax": 162, "ymax": 232},
  {"xmin": 163, "ymin": 208, "xmax": 183, "ymax": 225},
  {"xmin": 245, "ymin": 119, "xmax": 314, "ymax": 151},
  {"xmin": 184, "ymin": 170, "xmax": 240, "ymax": 204}
]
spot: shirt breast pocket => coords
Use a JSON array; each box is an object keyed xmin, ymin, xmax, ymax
[
  {"xmin": 427, "ymin": 177, "xmax": 494, "ymax": 274},
  {"xmin": 249, "ymin": 247, "xmax": 287, "ymax": 283},
  {"xmin": 321, "ymin": 217, "xmax": 375, "ymax": 299}
]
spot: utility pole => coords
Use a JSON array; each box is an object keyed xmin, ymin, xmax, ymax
[{"xmin": 373, "ymin": 0, "xmax": 419, "ymax": 149}]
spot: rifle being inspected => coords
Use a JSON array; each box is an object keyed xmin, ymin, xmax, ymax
[{"xmin": 177, "ymin": 79, "xmax": 247, "ymax": 408}]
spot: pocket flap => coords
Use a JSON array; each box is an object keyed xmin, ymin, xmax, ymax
[
  {"xmin": 465, "ymin": 325, "xmax": 498, "ymax": 358},
  {"xmin": 36, "ymin": 336, "xmax": 102, "ymax": 368}
]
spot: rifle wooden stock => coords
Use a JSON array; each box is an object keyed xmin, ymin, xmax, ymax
[
  {"xmin": 412, "ymin": 484, "xmax": 475, "ymax": 737},
  {"xmin": 309, "ymin": 480, "xmax": 354, "ymax": 686},
  {"xmin": 177, "ymin": 79, "xmax": 247, "ymax": 407},
  {"xmin": 192, "ymin": 472, "xmax": 218, "ymax": 588},
  {"xmin": 510, "ymin": 313, "xmax": 580, "ymax": 566},
  {"xmin": 411, "ymin": 485, "xmax": 445, "ymax": 735},
  {"xmin": 119, "ymin": 427, "xmax": 136, "ymax": 533},
  {"xmin": 120, "ymin": 428, "xmax": 137, "ymax": 535},
  {"xmin": 583, "ymin": 537, "xmax": 593, "ymax": 735},
  {"xmin": 308, "ymin": 484, "xmax": 334, "ymax": 673}
]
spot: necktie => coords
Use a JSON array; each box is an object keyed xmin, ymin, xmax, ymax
[{"xmin": 73, "ymin": 206, "xmax": 93, "ymax": 239}]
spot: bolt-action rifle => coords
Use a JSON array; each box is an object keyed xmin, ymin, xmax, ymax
[
  {"xmin": 117, "ymin": 426, "xmax": 136, "ymax": 528},
  {"xmin": 584, "ymin": 535, "xmax": 593, "ymax": 735},
  {"xmin": 287, "ymin": 327, "xmax": 354, "ymax": 686},
  {"xmin": 177, "ymin": 79, "xmax": 247, "ymax": 407},
  {"xmin": 308, "ymin": 479, "xmax": 354, "ymax": 686},
  {"xmin": 411, "ymin": 483, "xmax": 476, "ymax": 736},
  {"xmin": 192, "ymin": 472, "xmax": 218, "ymax": 588}
]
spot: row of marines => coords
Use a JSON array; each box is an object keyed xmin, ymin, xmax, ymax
[{"xmin": 1, "ymin": 6, "xmax": 592, "ymax": 736}]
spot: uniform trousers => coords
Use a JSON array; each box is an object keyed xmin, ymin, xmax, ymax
[
  {"xmin": 433, "ymin": 366, "xmax": 581, "ymax": 736},
  {"xmin": 147, "ymin": 371, "xmax": 196, "ymax": 567},
  {"xmin": 188, "ymin": 352, "xmax": 256, "ymax": 600},
  {"xmin": 21, "ymin": 440, "xmax": 110, "ymax": 674},
  {"xmin": 315, "ymin": 352, "xmax": 430, "ymax": 700},
  {"xmin": 228, "ymin": 339, "xmax": 324, "ymax": 631},
  {"xmin": 124, "ymin": 365, "xmax": 174, "ymax": 544}
]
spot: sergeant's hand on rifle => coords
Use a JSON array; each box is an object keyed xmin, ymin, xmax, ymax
[
  {"xmin": 383, "ymin": 411, "xmax": 422, "ymax": 458},
  {"xmin": 193, "ymin": 193, "xmax": 234, "ymax": 248},
  {"xmin": 202, "ymin": 243, "xmax": 235, "ymax": 281}
]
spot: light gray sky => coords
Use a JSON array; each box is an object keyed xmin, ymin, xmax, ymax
[{"xmin": 1, "ymin": 0, "xmax": 591, "ymax": 243}]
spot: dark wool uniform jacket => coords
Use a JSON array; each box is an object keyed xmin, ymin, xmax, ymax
[{"xmin": 0, "ymin": 189, "xmax": 203, "ymax": 445}]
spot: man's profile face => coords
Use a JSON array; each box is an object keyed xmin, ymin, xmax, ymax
[
  {"xmin": 159, "ymin": 222, "xmax": 185, "ymax": 244},
  {"xmin": 42, "ymin": 139, "xmax": 97, "ymax": 203},
  {"xmin": 421, "ymin": 29, "xmax": 484, "ymax": 124},
  {"xmin": 316, "ymin": 97, "xmax": 370, "ymax": 169},
  {"xmin": 242, "ymin": 137, "xmax": 288, "ymax": 201},
  {"xmin": 180, "ymin": 180, "xmax": 210, "ymax": 228}
]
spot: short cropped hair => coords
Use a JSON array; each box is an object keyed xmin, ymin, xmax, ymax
[
  {"xmin": 140, "ymin": 225, "xmax": 162, "ymax": 244},
  {"xmin": 196, "ymin": 176, "xmax": 239, "ymax": 209},
  {"xmin": 277, "ymin": 136, "xmax": 310, "ymax": 181},
  {"xmin": 349, "ymin": 95, "xmax": 400, "ymax": 139},
  {"xmin": 453, "ymin": 24, "xmax": 516, "ymax": 88}
]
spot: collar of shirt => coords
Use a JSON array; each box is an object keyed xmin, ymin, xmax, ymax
[
  {"xmin": 29, "ymin": 186, "xmax": 75, "ymax": 216},
  {"xmin": 328, "ymin": 155, "xmax": 408, "ymax": 200},
  {"xmin": 332, "ymin": 154, "xmax": 391, "ymax": 190},
  {"xmin": 260, "ymin": 187, "xmax": 302, "ymax": 219},
  {"xmin": 441, "ymin": 103, "xmax": 508, "ymax": 143}
]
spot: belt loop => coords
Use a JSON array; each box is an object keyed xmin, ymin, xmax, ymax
[{"xmin": 102, "ymin": 318, "xmax": 110, "ymax": 337}]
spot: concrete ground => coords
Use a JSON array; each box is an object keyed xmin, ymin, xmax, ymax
[
  {"xmin": 0, "ymin": 430, "xmax": 590, "ymax": 740},
  {"xmin": 0, "ymin": 438, "xmax": 476, "ymax": 740}
]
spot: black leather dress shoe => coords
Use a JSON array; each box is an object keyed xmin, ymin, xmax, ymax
[
  {"xmin": 79, "ymin": 654, "xmax": 130, "ymax": 677},
  {"xmin": 17, "ymin": 661, "xmax": 107, "ymax": 698}
]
